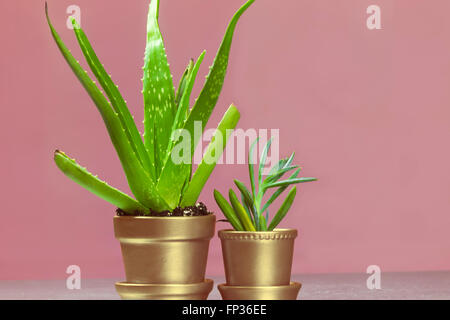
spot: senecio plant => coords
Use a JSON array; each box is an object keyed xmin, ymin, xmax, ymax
[
  {"xmin": 214, "ymin": 138, "xmax": 317, "ymax": 231},
  {"xmin": 47, "ymin": 0, "xmax": 254, "ymax": 215}
]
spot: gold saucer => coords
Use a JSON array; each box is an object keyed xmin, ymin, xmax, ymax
[
  {"xmin": 218, "ymin": 281, "xmax": 301, "ymax": 300},
  {"xmin": 115, "ymin": 279, "xmax": 214, "ymax": 300}
]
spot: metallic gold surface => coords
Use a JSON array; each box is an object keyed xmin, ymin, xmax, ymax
[
  {"xmin": 219, "ymin": 229, "xmax": 297, "ymax": 286},
  {"xmin": 114, "ymin": 215, "xmax": 215, "ymax": 299},
  {"xmin": 116, "ymin": 279, "xmax": 214, "ymax": 300},
  {"xmin": 218, "ymin": 282, "xmax": 301, "ymax": 300}
]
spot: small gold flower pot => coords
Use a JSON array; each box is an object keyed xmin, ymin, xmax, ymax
[
  {"xmin": 114, "ymin": 214, "xmax": 215, "ymax": 300},
  {"xmin": 218, "ymin": 229, "xmax": 300, "ymax": 300}
]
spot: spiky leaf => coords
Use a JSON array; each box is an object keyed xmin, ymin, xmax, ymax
[
  {"xmin": 157, "ymin": 0, "xmax": 255, "ymax": 202},
  {"xmin": 54, "ymin": 150, "xmax": 148, "ymax": 214},
  {"xmin": 46, "ymin": 5, "xmax": 169, "ymax": 211},
  {"xmin": 71, "ymin": 19, "xmax": 154, "ymax": 180},
  {"xmin": 143, "ymin": 0, "xmax": 176, "ymax": 177},
  {"xmin": 180, "ymin": 104, "xmax": 240, "ymax": 207}
]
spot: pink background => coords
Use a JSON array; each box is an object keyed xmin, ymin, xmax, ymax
[{"xmin": 1, "ymin": 0, "xmax": 449, "ymax": 280}]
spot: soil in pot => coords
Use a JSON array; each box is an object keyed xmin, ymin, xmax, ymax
[{"xmin": 116, "ymin": 202, "xmax": 212, "ymax": 217}]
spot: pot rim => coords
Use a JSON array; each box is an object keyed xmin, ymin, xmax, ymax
[
  {"xmin": 218, "ymin": 228, "xmax": 297, "ymax": 240},
  {"xmin": 218, "ymin": 228, "xmax": 296, "ymax": 233},
  {"xmin": 114, "ymin": 214, "xmax": 216, "ymax": 221}
]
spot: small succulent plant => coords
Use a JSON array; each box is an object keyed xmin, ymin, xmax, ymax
[
  {"xmin": 47, "ymin": 0, "xmax": 254, "ymax": 215},
  {"xmin": 214, "ymin": 138, "xmax": 317, "ymax": 231}
]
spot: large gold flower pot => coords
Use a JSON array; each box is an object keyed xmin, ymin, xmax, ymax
[
  {"xmin": 114, "ymin": 214, "xmax": 215, "ymax": 300},
  {"xmin": 218, "ymin": 229, "xmax": 300, "ymax": 300}
]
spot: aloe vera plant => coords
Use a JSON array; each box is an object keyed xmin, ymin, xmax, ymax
[
  {"xmin": 47, "ymin": 0, "xmax": 254, "ymax": 215},
  {"xmin": 214, "ymin": 138, "xmax": 317, "ymax": 231}
]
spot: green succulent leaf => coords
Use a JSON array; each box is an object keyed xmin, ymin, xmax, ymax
[
  {"xmin": 258, "ymin": 138, "xmax": 273, "ymax": 184},
  {"xmin": 229, "ymin": 189, "xmax": 256, "ymax": 231},
  {"xmin": 268, "ymin": 186, "xmax": 297, "ymax": 231},
  {"xmin": 261, "ymin": 168, "xmax": 301, "ymax": 213},
  {"xmin": 70, "ymin": 19, "xmax": 154, "ymax": 180},
  {"xmin": 143, "ymin": 0, "xmax": 176, "ymax": 178},
  {"xmin": 214, "ymin": 189, "xmax": 244, "ymax": 231},
  {"xmin": 54, "ymin": 150, "xmax": 149, "ymax": 215},
  {"xmin": 265, "ymin": 165, "xmax": 299, "ymax": 184},
  {"xmin": 180, "ymin": 104, "xmax": 240, "ymax": 207},
  {"xmin": 240, "ymin": 192, "xmax": 255, "ymax": 224},
  {"xmin": 259, "ymin": 215, "xmax": 268, "ymax": 231},
  {"xmin": 265, "ymin": 177, "xmax": 318, "ymax": 189},
  {"xmin": 266, "ymin": 158, "xmax": 286, "ymax": 177},
  {"xmin": 248, "ymin": 137, "xmax": 259, "ymax": 197},
  {"xmin": 234, "ymin": 179, "xmax": 254, "ymax": 213},
  {"xmin": 46, "ymin": 5, "xmax": 169, "ymax": 211}
]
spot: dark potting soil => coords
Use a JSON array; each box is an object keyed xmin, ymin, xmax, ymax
[{"xmin": 116, "ymin": 202, "xmax": 212, "ymax": 217}]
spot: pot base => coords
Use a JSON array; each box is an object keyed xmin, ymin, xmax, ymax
[
  {"xmin": 115, "ymin": 279, "xmax": 214, "ymax": 300},
  {"xmin": 218, "ymin": 281, "xmax": 301, "ymax": 300}
]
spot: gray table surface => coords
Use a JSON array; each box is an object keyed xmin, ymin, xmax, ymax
[{"xmin": 0, "ymin": 271, "xmax": 449, "ymax": 300}]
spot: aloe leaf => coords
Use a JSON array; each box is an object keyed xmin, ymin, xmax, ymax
[
  {"xmin": 265, "ymin": 177, "xmax": 318, "ymax": 189},
  {"xmin": 156, "ymin": 0, "xmax": 254, "ymax": 207},
  {"xmin": 175, "ymin": 0, "xmax": 254, "ymax": 163},
  {"xmin": 175, "ymin": 60, "xmax": 193, "ymax": 108},
  {"xmin": 173, "ymin": 51, "xmax": 205, "ymax": 131},
  {"xmin": 248, "ymin": 137, "xmax": 259, "ymax": 197},
  {"xmin": 180, "ymin": 104, "xmax": 240, "ymax": 207},
  {"xmin": 261, "ymin": 168, "xmax": 301, "ymax": 213},
  {"xmin": 168, "ymin": 51, "xmax": 205, "ymax": 155},
  {"xmin": 214, "ymin": 189, "xmax": 244, "ymax": 231},
  {"xmin": 54, "ymin": 150, "xmax": 149, "ymax": 215},
  {"xmin": 143, "ymin": 0, "xmax": 176, "ymax": 177},
  {"xmin": 70, "ymin": 19, "xmax": 154, "ymax": 180},
  {"xmin": 268, "ymin": 187, "xmax": 297, "ymax": 231},
  {"xmin": 229, "ymin": 189, "xmax": 256, "ymax": 231},
  {"xmin": 46, "ymin": 5, "xmax": 169, "ymax": 211},
  {"xmin": 258, "ymin": 138, "xmax": 273, "ymax": 184}
]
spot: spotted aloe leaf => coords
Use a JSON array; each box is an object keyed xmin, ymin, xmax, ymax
[
  {"xmin": 48, "ymin": 1, "xmax": 254, "ymax": 214},
  {"xmin": 54, "ymin": 150, "xmax": 149, "ymax": 214},
  {"xmin": 166, "ymin": 51, "xmax": 205, "ymax": 159},
  {"xmin": 70, "ymin": 19, "xmax": 154, "ymax": 180},
  {"xmin": 143, "ymin": 0, "xmax": 176, "ymax": 178},
  {"xmin": 175, "ymin": 60, "xmax": 193, "ymax": 109},
  {"xmin": 46, "ymin": 4, "xmax": 169, "ymax": 211},
  {"xmin": 157, "ymin": 0, "xmax": 255, "ymax": 207},
  {"xmin": 180, "ymin": 104, "xmax": 240, "ymax": 207}
]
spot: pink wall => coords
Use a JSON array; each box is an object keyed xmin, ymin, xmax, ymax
[{"xmin": 1, "ymin": 0, "xmax": 449, "ymax": 280}]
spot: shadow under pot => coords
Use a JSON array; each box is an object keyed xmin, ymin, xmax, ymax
[
  {"xmin": 218, "ymin": 229, "xmax": 301, "ymax": 300},
  {"xmin": 114, "ymin": 214, "xmax": 215, "ymax": 300}
]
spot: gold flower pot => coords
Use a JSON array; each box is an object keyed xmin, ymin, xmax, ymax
[
  {"xmin": 114, "ymin": 214, "xmax": 215, "ymax": 300},
  {"xmin": 218, "ymin": 229, "xmax": 300, "ymax": 300}
]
